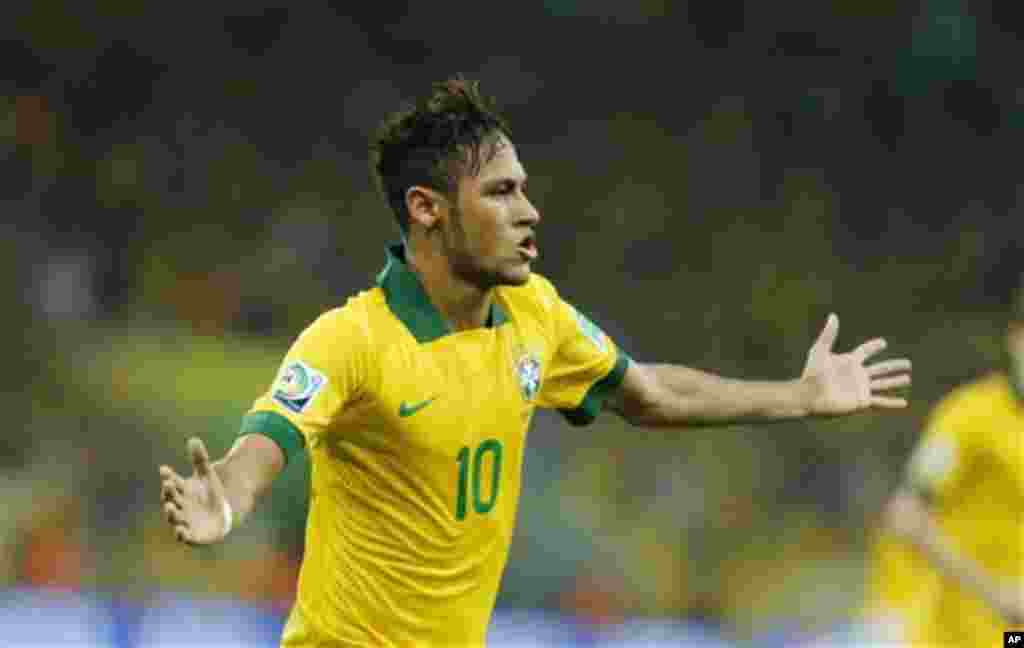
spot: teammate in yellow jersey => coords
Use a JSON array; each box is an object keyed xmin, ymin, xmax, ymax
[
  {"xmin": 866, "ymin": 277, "xmax": 1024, "ymax": 648},
  {"xmin": 157, "ymin": 77, "xmax": 912, "ymax": 646},
  {"xmin": 860, "ymin": 515, "xmax": 940, "ymax": 644}
]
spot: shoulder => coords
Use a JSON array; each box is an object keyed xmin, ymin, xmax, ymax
[
  {"xmin": 304, "ymin": 289, "xmax": 370, "ymax": 329},
  {"xmin": 496, "ymin": 272, "xmax": 562, "ymax": 319},
  {"xmin": 295, "ymin": 287, "xmax": 389, "ymax": 351},
  {"xmin": 971, "ymin": 372, "xmax": 1021, "ymax": 424},
  {"xmin": 933, "ymin": 373, "xmax": 1004, "ymax": 415},
  {"xmin": 925, "ymin": 372, "xmax": 1007, "ymax": 440},
  {"xmin": 912, "ymin": 374, "xmax": 1013, "ymax": 491}
]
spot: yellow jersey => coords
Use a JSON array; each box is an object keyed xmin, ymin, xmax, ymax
[
  {"xmin": 902, "ymin": 373, "xmax": 1024, "ymax": 647},
  {"xmin": 242, "ymin": 244, "xmax": 629, "ymax": 646},
  {"xmin": 861, "ymin": 529, "xmax": 940, "ymax": 644}
]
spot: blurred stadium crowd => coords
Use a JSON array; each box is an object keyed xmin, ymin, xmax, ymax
[{"xmin": 2, "ymin": 1, "xmax": 1022, "ymax": 645}]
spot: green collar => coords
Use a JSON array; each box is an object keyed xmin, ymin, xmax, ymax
[{"xmin": 376, "ymin": 244, "xmax": 510, "ymax": 343}]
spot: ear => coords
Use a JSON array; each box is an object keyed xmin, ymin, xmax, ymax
[{"xmin": 405, "ymin": 185, "xmax": 446, "ymax": 231}]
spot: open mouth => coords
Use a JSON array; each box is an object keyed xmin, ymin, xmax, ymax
[{"xmin": 517, "ymin": 234, "xmax": 538, "ymax": 261}]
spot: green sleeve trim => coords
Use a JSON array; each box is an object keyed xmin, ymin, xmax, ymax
[
  {"xmin": 559, "ymin": 351, "xmax": 631, "ymax": 427},
  {"xmin": 239, "ymin": 411, "xmax": 306, "ymax": 465}
]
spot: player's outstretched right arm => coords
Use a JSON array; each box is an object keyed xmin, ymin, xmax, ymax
[{"xmin": 159, "ymin": 435, "xmax": 284, "ymax": 545}]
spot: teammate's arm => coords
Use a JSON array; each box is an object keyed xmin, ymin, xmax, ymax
[
  {"xmin": 159, "ymin": 434, "xmax": 284, "ymax": 545},
  {"xmin": 609, "ymin": 313, "xmax": 911, "ymax": 427},
  {"xmin": 884, "ymin": 486, "xmax": 1024, "ymax": 624}
]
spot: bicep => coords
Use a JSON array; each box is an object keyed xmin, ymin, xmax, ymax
[{"xmin": 607, "ymin": 361, "xmax": 663, "ymax": 424}]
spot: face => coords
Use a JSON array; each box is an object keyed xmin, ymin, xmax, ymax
[{"xmin": 441, "ymin": 135, "xmax": 541, "ymax": 288}]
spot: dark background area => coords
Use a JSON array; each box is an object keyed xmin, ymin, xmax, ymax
[{"xmin": 1, "ymin": 0, "xmax": 1021, "ymax": 640}]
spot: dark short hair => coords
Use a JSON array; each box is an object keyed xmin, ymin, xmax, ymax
[{"xmin": 369, "ymin": 76, "xmax": 511, "ymax": 235}]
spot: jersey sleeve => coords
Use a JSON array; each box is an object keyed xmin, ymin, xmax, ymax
[
  {"xmin": 534, "ymin": 278, "xmax": 630, "ymax": 426},
  {"xmin": 904, "ymin": 387, "xmax": 977, "ymax": 504},
  {"xmin": 240, "ymin": 304, "xmax": 373, "ymax": 463}
]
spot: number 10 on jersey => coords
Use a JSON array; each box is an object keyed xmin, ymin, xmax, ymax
[{"xmin": 455, "ymin": 439, "xmax": 503, "ymax": 520}]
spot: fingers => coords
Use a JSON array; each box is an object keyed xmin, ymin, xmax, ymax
[
  {"xmin": 163, "ymin": 502, "xmax": 194, "ymax": 545},
  {"xmin": 866, "ymin": 358, "xmax": 912, "ymax": 377},
  {"xmin": 174, "ymin": 526, "xmax": 193, "ymax": 545},
  {"xmin": 161, "ymin": 481, "xmax": 181, "ymax": 505},
  {"xmin": 814, "ymin": 313, "xmax": 839, "ymax": 352},
  {"xmin": 188, "ymin": 437, "xmax": 211, "ymax": 477},
  {"xmin": 159, "ymin": 467, "xmax": 185, "ymax": 540},
  {"xmin": 159, "ymin": 465, "xmax": 181, "ymax": 482},
  {"xmin": 159, "ymin": 466, "xmax": 184, "ymax": 500},
  {"xmin": 870, "ymin": 374, "xmax": 911, "ymax": 392},
  {"xmin": 866, "ymin": 356, "xmax": 911, "ymax": 406},
  {"xmin": 853, "ymin": 338, "xmax": 887, "ymax": 362},
  {"xmin": 159, "ymin": 465, "xmax": 194, "ymax": 544},
  {"xmin": 164, "ymin": 499, "xmax": 184, "ymax": 526},
  {"xmin": 164, "ymin": 497, "xmax": 194, "ymax": 545}
]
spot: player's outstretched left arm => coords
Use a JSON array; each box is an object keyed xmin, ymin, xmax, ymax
[{"xmin": 609, "ymin": 313, "xmax": 911, "ymax": 427}]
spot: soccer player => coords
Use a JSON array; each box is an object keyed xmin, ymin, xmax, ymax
[
  {"xmin": 865, "ymin": 276, "xmax": 1023, "ymax": 647},
  {"xmin": 158, "ymin": 77, "xmax": 912, "ymax": 647}
]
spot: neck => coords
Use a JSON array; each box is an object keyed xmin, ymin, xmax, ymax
[{"xmin": 406, "ymin": 242, "xmax": 491, "ymax": 332}]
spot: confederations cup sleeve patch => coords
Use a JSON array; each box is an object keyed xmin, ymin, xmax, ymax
[
  {"xmin": 572, "ymin": 306, "xmax": 608, "ymax": 353},
  {"xmin": 272, "ymin": 360, "xmax": 327, "ymax": 414}
]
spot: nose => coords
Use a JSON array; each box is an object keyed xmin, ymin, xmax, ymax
[{"xmin": 520, "ymin": 195, "xmax": 541, "ymax": 226}]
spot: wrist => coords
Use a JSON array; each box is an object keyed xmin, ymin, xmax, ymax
[{"xmin": 793, "ymin": 376, "xmax": 818, "ymax": 418}]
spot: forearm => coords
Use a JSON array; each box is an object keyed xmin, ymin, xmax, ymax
[
  {"xmin": 889, "ymin": 489, "xmax": 1010, "ymax": 619},
  {"xmin": 212, "ymin": 434, "xmax": 284, "ymax": 529},
  {"xmin": 905, "ymin": 514, "xmax": 1007, "ymax": 615},
  {"xmin": 629, "ymin": 363, "xmax": 812, "ymax": 427}
]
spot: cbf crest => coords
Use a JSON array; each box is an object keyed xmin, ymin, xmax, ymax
[{"xmin": 514, "ymin": 351, "xmax": 543, "ymax": 401}]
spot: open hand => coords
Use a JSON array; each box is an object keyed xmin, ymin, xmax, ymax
[
  {"xmin": 159, "ymin": 438, "xmax": 230, "ymax": 545},
  {"xmin": 801, "ymin": 314, "xmax": 911, "ymax": 415}
]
